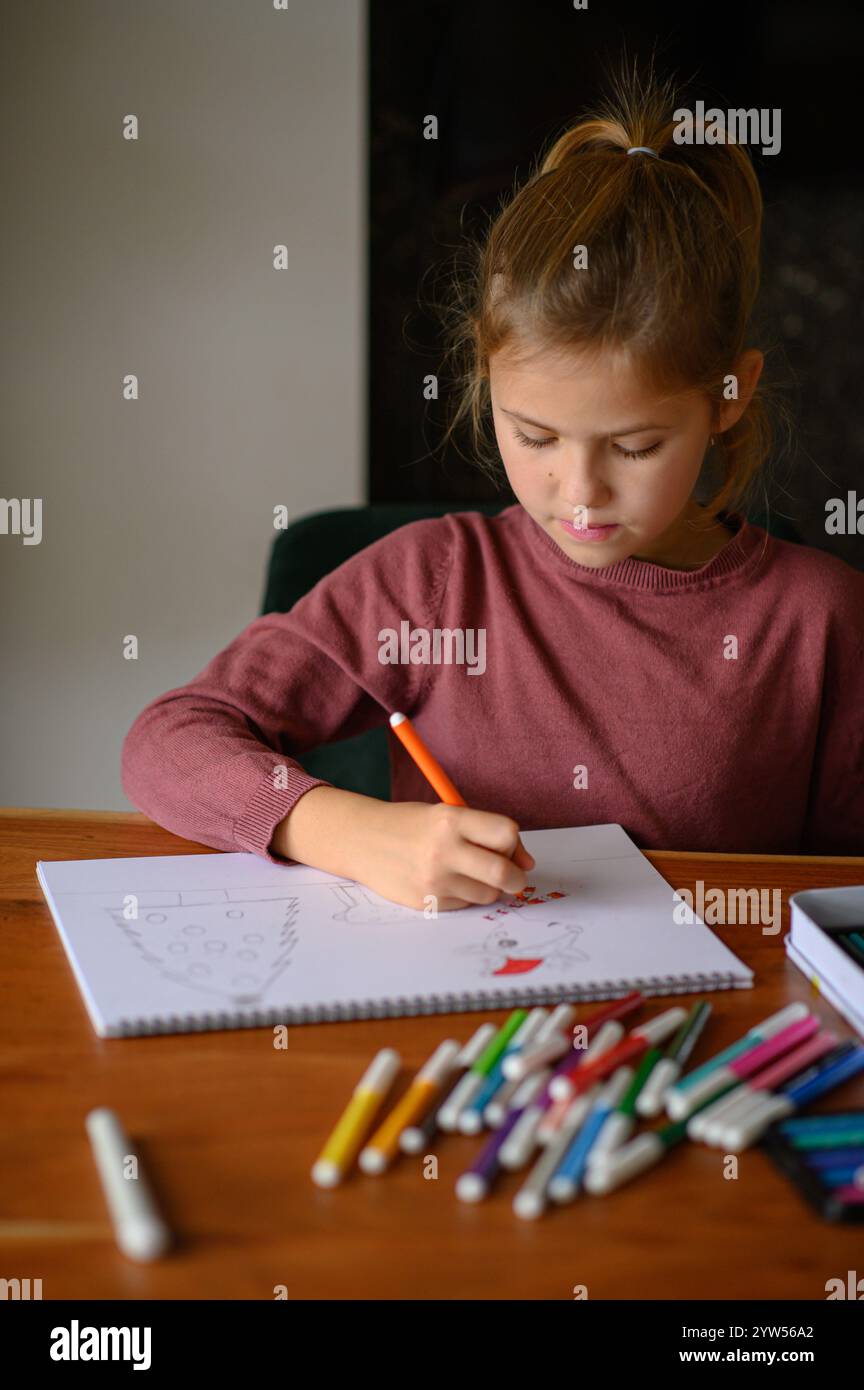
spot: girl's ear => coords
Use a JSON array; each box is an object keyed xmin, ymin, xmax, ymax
[{"xmin": 715, "ymin": 348, "xmax": 764, "ymax": 434}]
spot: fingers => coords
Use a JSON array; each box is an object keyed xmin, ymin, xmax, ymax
[
  {"xmin": 512, "ymin": 838, "xmax": 535, "ymax": 870},
  {"xmin": 449, "ymin": 841, "xmax": 528, "ymax": 900},
  {"xmin": 440, "ymin": 874, "xmax": 506, "ymax": 909},
  {"xmin": 451, "ymin": 808, "xmax": 532, "ymax": 862}
]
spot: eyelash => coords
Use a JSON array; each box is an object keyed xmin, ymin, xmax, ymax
[{"xmin": 512, "ymin": 427, "xmax": 662, "ymax": 461}]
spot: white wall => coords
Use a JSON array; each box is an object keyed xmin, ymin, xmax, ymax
[{"xmin": 1, "ymin": 1, "xmax": 366, "ymax": 810}]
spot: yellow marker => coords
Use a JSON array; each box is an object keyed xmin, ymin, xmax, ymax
[
  {"xmin": 311, "ymin": 1048, "xmax": 401, "ymax": 1188},
  {"xmin": 359, "ymin": 1040, "xmax": 461, "ymax": 1173}
]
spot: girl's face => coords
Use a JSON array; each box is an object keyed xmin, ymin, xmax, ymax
[{"xmin": 489, "ymin": 344, "xmax": 756, "ymax": 568}]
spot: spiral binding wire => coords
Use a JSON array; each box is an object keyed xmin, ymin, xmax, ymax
[{"xmin": 110, "ymin": 970, "xmax": 743, "ymax": 1037}]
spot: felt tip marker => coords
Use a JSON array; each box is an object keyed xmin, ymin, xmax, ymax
[
  {"xmin": 437, "ymin": 1011, "xmax": 527, "ymax": 1131},
  {"xmin": 636, "ymin": 1001, "xmax": 712, "ymax": 1118},
  {"xmin": 501, "ymin": 1004, "xmax": 577, "ymax": 1083},
  {"xmin": 512, "ymin": 1087, "xmax": 601, "ymax": 1220},
  {"xmin": 723, "ymin": 1046, "xmax": 864, "ymax": 1152},
  {"xmin": 594, "ymin": 1050, "xmax": 663, "ymax": 1156},
  {"xmin": 455, "ymin": 1071, "xmax": 548, "ymax": 1203},
  {"xmin": 666, "ymin": 1002, "xmax": 809, "ymax": 1119},
  {"xmin": 389, "ymin": 712, "xmax": 533, "ymax": 869},
  {"xmin": 692, "ymin": 1029, "xmax": 838, "ymax": 1147},
  {"xmin": 503, "ymin": 1020, "xmax": 623, "ymax": 1166},
  {"xmin": 548, "ymin": 1067, "xmax": 634, "ymax": 1203},
  {"xmin": 400, "ymin": 1023, "xmax": 496, "ymax": 1152},
  {"xmin": 535, "ymin": 1020, "xmax": 625, "ymax": 1143},
  {"xmin": 585, "ymin": 1117, "xmax": 690, "ymax": 1195},
  {"xmin": 312, "ymin": 1048, "xmax": 400, "ymax": 1187},
  {"xmin": 548, "ymin": 992, "xmax": 644, "ymax": 1090},
  {"xmin": 85, "ymin": 1108, "xmax": 172, "ymax": 1262},
  {"xmin": 549, "ymin": 1007, "xmax": 687, "ymax": 1103},
  {"xmin": 672, "ymin": 1014, "xmax": 819, "ymax": 1123},
  {"xmin": 389, "ymin": 712, "xmax": 466, "ymax": 805},
  {"xmin": 359, "ymin": 1040, "xmax": 460, "ymax": 1172},
  {"xmin": 461, "ymin": 1009, "xmax": 548, "ymax": 1134}
]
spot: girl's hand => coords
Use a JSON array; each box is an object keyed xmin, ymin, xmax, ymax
[
  {"xmin": 273, "ymin": 786, "xmax": 535, "ymax": 913},
  {"xmin": 359, "ymin": 799, "xmax": 535, "ymax": 912}
]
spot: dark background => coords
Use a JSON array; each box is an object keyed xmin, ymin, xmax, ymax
[{"xmin": 369, "ymin": 0, "xmax": 864, "ymax": 566}]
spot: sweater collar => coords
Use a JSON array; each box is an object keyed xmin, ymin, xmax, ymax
[{"xmin": 513, "ymin": 505, "xmax": 767, "ymax": 594}]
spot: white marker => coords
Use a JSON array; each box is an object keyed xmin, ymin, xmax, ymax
[
  {"xmin": 498, "ymin": 1085, "xmax": 552, "ymax": 1170},
  {"xmin": 436, "ymin": 1024, "xmax": 498, "ymax": 1131},
  {"xmin": 85, "ymin": 1108, "xmax": 171, "ymax": 1262},
  {"xmin": 485, "ymin": 1066, "xmax": 553, "ymax": 1129},
  {"xmin": 636, "ymin": 1057, "xmax": 680, "ymax": 1118},
  {"xmin": 502, "ymin": 1004, "xmax": 576, "ymax": 1082},
  {"xmin": 585, "ymin": 1131, "xmax": 666, "ymax": 1194},
  {"xmin": 512, "ymin": 1089, "xmax": 599, "ymax": 1221},
  {"xmin": 497, "ymin": 1017, "xmax": 619, "ymax": 1163},
  {"xmin": 687, "ymin": 1083, "xmax": 752, "ymax": 1142},
  {"xmin": 721, "ymin": 1094, "xmax": 794, "ymax": 1151}
]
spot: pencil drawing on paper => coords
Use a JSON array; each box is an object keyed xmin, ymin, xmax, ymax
[
  {"xmin": 457, "ymin": 919, "xmax": 589, "ymax": 977},
  {"xmin": 329, "ymin": 884, "xmax": 422, "ymax": 925},
  {"xmin": 106, "ymin": 893, "xmax": 301, "ymax": 1006}
]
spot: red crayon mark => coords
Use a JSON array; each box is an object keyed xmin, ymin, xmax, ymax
[{"xmin": 493, "ymin": 956, "xmax": 545, "ymax": 976}]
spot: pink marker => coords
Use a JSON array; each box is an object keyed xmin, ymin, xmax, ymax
[
  {"xmin": 680, "ymin": 1015, "xmax": 819, "ymax": 1118},
  {"xmin": 692, "ymin": 1029, "xmax": 838, "ymax": 1145}
]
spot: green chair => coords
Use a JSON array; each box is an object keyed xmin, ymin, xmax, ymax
[{"xmin": 260, "ymin": 500, "xmax": 800, "ymax": 799}]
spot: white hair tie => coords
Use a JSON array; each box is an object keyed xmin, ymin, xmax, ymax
[{"xmin": 627, "ymin": 146, "xmax": 659, "ymax": 158}]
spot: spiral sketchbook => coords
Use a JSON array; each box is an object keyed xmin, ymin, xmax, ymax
[{"xmin": 36, "ymin": 823, "xmax": 752, "ymax": 1038}]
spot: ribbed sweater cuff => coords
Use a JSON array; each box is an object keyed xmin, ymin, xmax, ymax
[{"xmin": 233, "ymin": 766, "xmax": 331, "ymax": 863}]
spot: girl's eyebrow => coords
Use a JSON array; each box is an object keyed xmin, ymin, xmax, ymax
[{"xmin": 500, "ymin": 406, "xmax": 671, "ymax": 435}]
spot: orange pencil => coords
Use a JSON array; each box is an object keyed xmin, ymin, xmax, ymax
[{"xmin": 388, "ymin": 712, "xmax": 466, "ymax": 804}]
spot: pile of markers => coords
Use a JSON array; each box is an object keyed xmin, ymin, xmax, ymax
[{"xmin": 311, "ymin": 993, "xmax": 864, "ymax": 1219}]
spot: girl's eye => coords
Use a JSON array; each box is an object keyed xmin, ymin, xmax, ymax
[
  {"xmin": 513, "ymin": 426, "xmax": 555, "ymax": 450},
  {"xmin": 612, "ymin": 441, "xmax": 662, "ymax": 460},
  {"xmin": 512, "ymin": 426, "xmax": 663, "ymax": 460}
]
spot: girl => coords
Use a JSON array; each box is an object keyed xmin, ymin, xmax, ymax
[{"xmin": 122, "ymin": 73, "xmax": 864, "ymax": 910}]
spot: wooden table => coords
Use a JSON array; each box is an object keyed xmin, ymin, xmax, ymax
[{"xmin": 2, "ymin": 808, "xmax": 863, "ymax": 1300}]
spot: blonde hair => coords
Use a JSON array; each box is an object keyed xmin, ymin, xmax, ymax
[{"xmin": 436, "ymin": 62, "xmax": 789, "ymax": 524}]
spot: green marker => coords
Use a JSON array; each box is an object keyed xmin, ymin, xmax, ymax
[
  {"xmin": 636, "ymin": 1001, "xmax": 712, "ymax": 1118},
  {"xmin": 436, "ymin": 1011, "xmax": 527, "ymax": 1132}
]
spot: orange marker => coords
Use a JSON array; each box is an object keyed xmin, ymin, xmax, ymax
[{"xmin": 389, "ymin": 712, "xmax": 466, "ymax": 805}]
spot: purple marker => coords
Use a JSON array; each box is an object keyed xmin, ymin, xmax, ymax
[{"xmin": 456, "ymin": 1072, "xmax": 547, "ymax": 1202}]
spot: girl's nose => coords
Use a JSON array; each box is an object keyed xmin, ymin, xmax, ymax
[{"xmin": 558, "ymin": 452, "xmax": 611, "ymax": 510}]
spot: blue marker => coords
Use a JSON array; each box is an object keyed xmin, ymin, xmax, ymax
[
  {"xmin": 723, "ymin": 1046, "xmax": 864, "ymax": 1151},
  {"xmin": 547, "ymin": 1067, "xmax": 634, "ymax": 1203}
]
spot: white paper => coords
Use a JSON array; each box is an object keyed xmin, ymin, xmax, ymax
[{"xmin": 37, "ymin": 823, "xmax": 752, "ymax": 1036}]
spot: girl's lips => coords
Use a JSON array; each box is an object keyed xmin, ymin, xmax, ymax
[{"xmin": 558, "ymin": 518, "xmax": 620, "ymax": 542}]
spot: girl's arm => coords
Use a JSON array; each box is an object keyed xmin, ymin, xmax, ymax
[
  {"xmin": 121, "ymin": 518, "xmax": 449, "ymax": 862},
  {"xmin": 121, "ymin": 518, "xmax": 534, "ymax": 907}
]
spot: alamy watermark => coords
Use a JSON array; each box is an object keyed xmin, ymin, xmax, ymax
[
  {"xmin": 673, "ymin": 103, "xmax": 781, "ymax": 156},
  {"xmin": 1, "ymin": 497, "xmax": 42, "ymax": 544},
  {"xmin": 673, "ymin": 881, "xmax": 781, "ymax": 935},
  {"xmin": 378, "ymin": 620, "xmax": 486, "ymax": 675}
]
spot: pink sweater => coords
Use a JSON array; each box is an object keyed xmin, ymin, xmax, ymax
[{"xmin": 122, "ymin": 505, "xmax": 864, "ymax": 859}]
